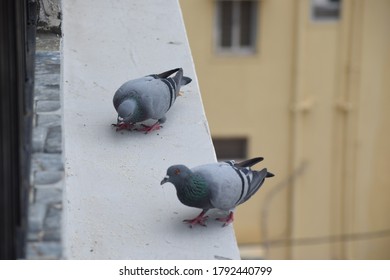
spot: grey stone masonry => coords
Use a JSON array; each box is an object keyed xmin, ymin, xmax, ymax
[
  {"xmin": 27, "ymin": 49, "xmax": 64, "ymax": 259},
  {"xmin": 37, "ymin": 0, "xmax": 62, "ymax": 34}
]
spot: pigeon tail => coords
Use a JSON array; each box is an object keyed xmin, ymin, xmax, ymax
[
  {"xmin": 172, "ymin": 68, "xmax": 184, "ymax": 87},
  {"xmin": 153, "ymin": 68, "xmax": 192, "ymax": 87},
  {"xmin": 235, "ymin": 157, "xmax": 264, "ymax": 168},
  {"xmin": 241, "ymin": 168, "xmax": 270, "ymax": 204},
  {"xmin": 180, "ymin": 76, "xmax": 192, "ymax": 86},
  {"xmin": 156, "ymin": 68, "xmax": 181, "ymax": 79}
]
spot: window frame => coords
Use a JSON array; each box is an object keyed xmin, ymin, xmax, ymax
[
  {"xmin": 212, "ymin": 137, "xmax": 248, "ymax": 161},
  {"xmin": 214, "ymin": 0, "xmax": 259, "ymax": 55},
  {"xmin": 311, "ymin": 0, "xmax": 342, "ymax": 22}
]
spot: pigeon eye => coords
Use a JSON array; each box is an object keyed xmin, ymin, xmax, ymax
[{"xmin": 174, "ymin": 168, "xmax": 181, "ymax": 175}]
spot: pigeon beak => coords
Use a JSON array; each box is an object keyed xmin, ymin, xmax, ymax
[{"xmin": 160, "ymin": 176, "xmax": 169, "ymax": 185}]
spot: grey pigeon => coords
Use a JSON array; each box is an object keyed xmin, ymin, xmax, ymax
[
  {"xmin": 112, "ymin": 68, "xmax": 192, "ymax": 133},
  {"xmin": 161, "ymin": 157, "xmax": 274, "ymax": 227}
]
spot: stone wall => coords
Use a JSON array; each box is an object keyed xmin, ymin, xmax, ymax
[
  {"xmin": 37, "ymin": 0, "xmax": 61, "ymax": 34},
  {"xmin": 27, "ymin": 51, "xmax": 63, "ymax": 259},
  {"xmin": 26, "ymin": 0, "xmax": 63, "ymax": 259}
]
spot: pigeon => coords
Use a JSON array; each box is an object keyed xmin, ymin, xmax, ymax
[
  {"xmin": 112, "ymin": 68, "xmax": 192, "ymax": 133},
  {"xmin": 160, "ymin": 157, "xmax": 274, "ymax": 227}
]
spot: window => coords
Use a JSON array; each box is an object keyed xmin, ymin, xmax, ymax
[
  {"xmin": 216, "ymin": 0, "xmax": 258, "ymax": 54},
  {"xmin": 212, "ymin": 137, "xmax": 248, "ymax": 160},
  {"xmin": 311, "ymin": 0, "xmax": 341, "ymax": 21}
]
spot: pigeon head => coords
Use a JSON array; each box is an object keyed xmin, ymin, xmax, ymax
[
  {"xmin": 161, "ymin": 164, "xmax": 210, "ymax": 211},
  {"xmin": 117, "ymin": 99, "xmax": 137, "ymax": 123},
  {"xmin": 161, "ymin": 165, "xmax": 191, "ymax": 186}
]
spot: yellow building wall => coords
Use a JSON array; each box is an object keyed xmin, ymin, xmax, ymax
[
  {"xmin": 179, "ymin": 0, "xmax": 390, "ymax": 259},
  {"xmin": 180, "ymin": 0, "xmax": 295, "ymax": 259},
  {"xmin": 342, "ymin": 0, "xmax": 390, "ymax": 259}
]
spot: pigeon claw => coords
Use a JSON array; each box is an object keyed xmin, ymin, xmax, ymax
[
  {"xmin": 216, "ymin": 212, "xmax": 234, "ymax": 227},
  {"xmin": 183, "ymin": 210, "xmax": 209, "ymax": 228},
  {"xmin": 183, "ymin": 215, "xmax": 209, "ymax": 228},
  {"xmin": 138, "ymin": 122, "xmax": 162, "ymax": 134},
  {"xmin": 112, "ymin": 122, "xmax": 134, "ymax": 131}
]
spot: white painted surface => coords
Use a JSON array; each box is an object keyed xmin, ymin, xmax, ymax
[{"xmin": 62, "ymin": 0, "xmax": 240, "ymax": 259}]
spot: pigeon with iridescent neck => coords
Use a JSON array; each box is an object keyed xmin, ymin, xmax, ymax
[
  {"xmin": 161, "ymin": 157, "xmax": 274, "ymax": 227},
  {"xmin": 112, "ymin": 68, "xmax": 191, "ymax": 133}
]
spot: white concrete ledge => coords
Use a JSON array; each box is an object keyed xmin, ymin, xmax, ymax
[{"xmin": 62, "ymin": 0, "xmax": 240, "ymax": 259}]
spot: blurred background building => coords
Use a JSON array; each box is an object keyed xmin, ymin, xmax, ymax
[{"xmin": 179, "ymin": 0, "xmax": 390, "ymax": 259}]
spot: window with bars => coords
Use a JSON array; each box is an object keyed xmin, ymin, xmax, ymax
[{"xmin": 215, "ymin": 0, "xmax": 258, "ymax": 54}]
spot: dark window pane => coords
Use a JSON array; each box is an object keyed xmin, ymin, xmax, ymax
[
  {"xmin": 312, "ymin": 0, "xmax": 341, "ymax": 20},
  {"xmin": 212, "ymin": 138, "xmax": 248, "ymax": 160},
  {"xmin": 240, "ymin": 1, "xmax": 255, "ymax": 47},
  {"xmin": 220, "ymin": 1, "xmax": 233, "ymax": 47}
]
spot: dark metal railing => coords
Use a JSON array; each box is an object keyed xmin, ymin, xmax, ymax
[{"xmin": 0, "ymin": 0, "xmax": 37, "ymax": 259}]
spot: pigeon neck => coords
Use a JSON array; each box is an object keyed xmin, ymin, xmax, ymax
[{"xmin": 177, "ymin": 175, "xmax": 208, "ymax": 206}]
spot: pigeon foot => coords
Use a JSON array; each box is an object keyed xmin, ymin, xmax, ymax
[
  {"xmin": 216, "ymin": 211, "xmax": 234, "ymax": 227},
  {"xmin": 138, "ymin": 122, "xmax": 162, "ymax": 134},
  {"xmin": 112, "ymin": 122, "xmax": 134, "ymax": 131},
  {"xmin": 183, "ymin": 210, "xmax": 209, "ymax": 228}
]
